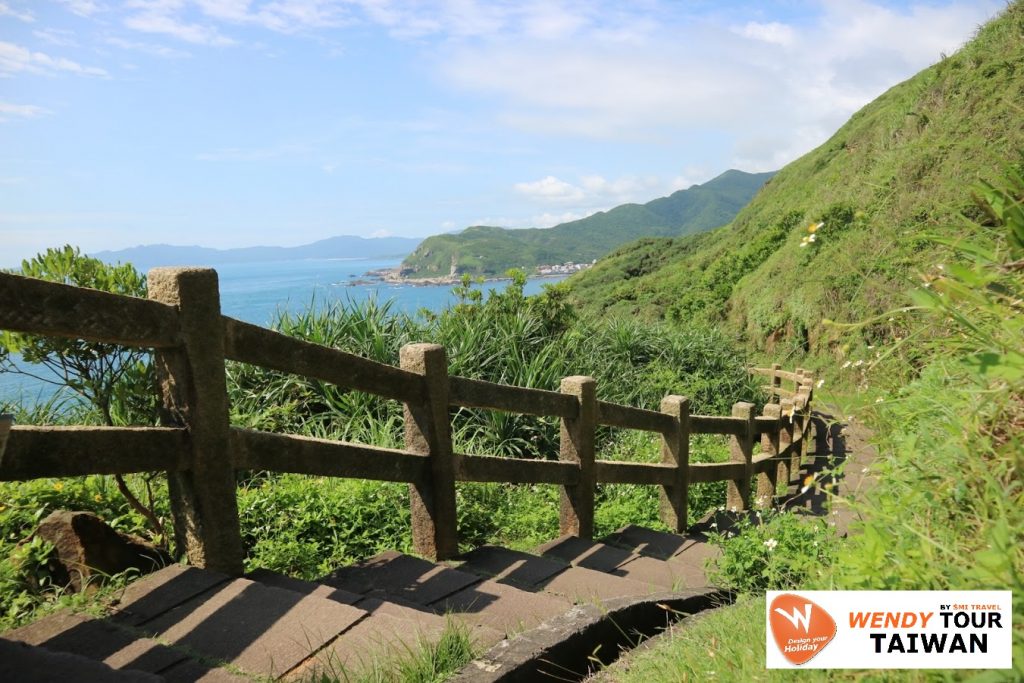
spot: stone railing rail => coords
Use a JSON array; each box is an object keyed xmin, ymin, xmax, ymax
[{"xmin": 0, "ymin": 268, "xmax": 816, "ymax": 575}]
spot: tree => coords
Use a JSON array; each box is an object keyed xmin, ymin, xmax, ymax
[{"xmin": 0, "ymin": 245, "xmax": 167, "ymax": 543}]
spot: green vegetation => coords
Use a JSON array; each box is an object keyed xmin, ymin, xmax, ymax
[
  {"xmin": 305, "ymin": 618, "xmax": 475, "ymax": 683},
  {"xmin": 0, "ymin": 246, "xmax": 156, "ymax": 427},
  {"xmin": 566, "ymin": 3, "xmax": 1024, "ymax": 362},
  {"xmin": 400, "ymin": 170, "xmax": 773, "ymax": 278},
  {"xmin": 1, "ymin": 267, "xmax": 755, "ymax": 628},
  {"xmin": 595, "ymin": 138, "xmax": 1024, "ymax": 683}
]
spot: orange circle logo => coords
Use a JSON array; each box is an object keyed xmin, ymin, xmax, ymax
[{"xmin": 769, "ymin": 593, "xmax": 837, "ymax": 665}]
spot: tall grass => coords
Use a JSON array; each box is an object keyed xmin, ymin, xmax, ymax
[{"xmin": 596, "ymin": 166, "xmax": 1024, "ymax": 681}]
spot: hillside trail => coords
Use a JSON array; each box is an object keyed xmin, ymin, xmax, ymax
[
  {"xmin": 1, "ymin": 408, "xmax": 877, "ymax": 682},
  {"xmin": 586, "ymin": 407, "xmax": 880, "ymax": 682}
]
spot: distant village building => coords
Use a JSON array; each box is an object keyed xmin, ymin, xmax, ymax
[{"xmin": 536, "ymin": 260, "xmax": 597, "ymax": 276}]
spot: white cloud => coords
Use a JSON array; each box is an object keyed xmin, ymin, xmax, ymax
[
  {"xmin": 105, "ymin": 36, "xmax": 191, "ymax": 58},
  {"xmin": 733, "ymin": 21, "xmax": 794, "ymax": 46},
  {"xmin": 514, "ymin": 175, "xmax": 585, "ymax": 203},
  {"xmin": 514, "ymin": 171, "xmax": 696, "ymax": 215},
  {"xmin": 33, "ymin": 29, "xmax": 79, "ymax": 48},
  {"xmin": 0, "ymin": 2, "xmax": 34, "ymax": 22},
  {"xmin": 0, "ymin": 41, "xmax": 109, "ymax": 78},
  {"xmin": 0, "ymin": 101, "xmax": 51, "ymax": 122},
  {"xmin": 439, "ymin": 0, "xmax": 1001, "ymax": 169},
  {"xmin": 368, "ymin": 228, "xmax": 393, "ymax": 238},
  {"xmin": 57, "ymin": 0, "xmax": 104, "ymax": 17},
  {"xmin": 528, "ymin": 209, "xmax": 598, "ymax": 228},
  {"xmin": 124, "ymin": 12, "xmax": 237, "ymax": 46}
]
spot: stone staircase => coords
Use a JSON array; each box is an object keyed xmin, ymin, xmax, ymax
[{"xmin": 1, "ymin": 524, "xmax": 727, "ymax": 682}]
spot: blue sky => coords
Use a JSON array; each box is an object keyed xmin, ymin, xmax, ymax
[{"xmin": 0, "ymin": 0, "xmax": 1003, "ymax": 264}]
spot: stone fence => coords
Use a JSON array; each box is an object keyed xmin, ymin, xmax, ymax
[{"xmin": 0, "ymin": 268, "xmax": 815, "ymax": 575}]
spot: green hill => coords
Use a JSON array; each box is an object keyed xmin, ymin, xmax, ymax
[
  {"xmin": 399, "ymin": 169, "xmax": 774, "ymax": 278},
  {"xmin": 565, "ymin": 2, "xmax": 1024, "ymax": 355}
]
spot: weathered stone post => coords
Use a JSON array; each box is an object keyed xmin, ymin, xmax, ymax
[
  {"xmin": 726, "ymin": 401, "xmax": 756, "ymax": 511},
  {"xmin": 659, "ymin": 395, "xmax": 690, "ymax": 532},
  {"xmin": 794, "ymin": 387, "xmax": 811, "ymax": 462},
  {"xmin": 757, "ymin": 403, "xmax": 782, "ymax": 507},
  {"xmin": 149, "ymin": 268, "xmax": 243, "ymax": 575},
  {"xmin": 770, "ymin": 362, "xmax": 782, "ymax": 403},
  {"xmin": 0, "ymin": 414, "xmax": 11, "ymax": 458},
  {"xmin": 781, "ymin": 398, "xmax": 798, "ymax": 479},
  {"xmin": 559, "ymin": 376, "xmax": 596, "ymax": 538},
  {"xmin": 401, "ymin": 343, "xmax": 458, "ymax": 561}
]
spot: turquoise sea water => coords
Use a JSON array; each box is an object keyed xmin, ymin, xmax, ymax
[{"xmin": 1, "ymin": 258, "xmax": 566, "ymax": 404}]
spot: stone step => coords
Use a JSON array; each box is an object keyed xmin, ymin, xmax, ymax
[
  {"xmin": 3, "ymin": 610, "xmax": 249, "ymax": 681},
  {"xmin": 320, "ymin": 550, "xmax": 482, "ymax": 606},
  {"xmin": 247, "ymin": 567, "xmax": 475, "ymax": 650},
  {"xmin": 323, "ymin": 550, "xmax": 569, "ymax": 639},
  {"xmin": 133, "ymin": 575, "xmax": 366, "ymax": 679},
  {"xmin": 433, "ymin": 577, "xmax": 572, "ymax": 636},
  {"xmin": 600, "ymin": 524, "xmax": 719, "ymax": 588},
  {"xmin": 457, "ymin": 545, "xmax": 654, "ymax": 602},
  {"xmin": 0, "ymin": 636, "xmax": 163, "ymax": 683},
  {"xmin": 111, "ymin": 564, "xmax": 231, "ymax": 627},
  {"xmin": 536, "ymin": 535, "xmax": 697, "ymax": 591}
]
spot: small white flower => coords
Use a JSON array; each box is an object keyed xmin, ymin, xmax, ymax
[
  {"xmin": 866, "ymin": 345, "xmax": 874, "ymax": 349},
  {"xmin": 710, "ymin": 522, "xmax": 718, "ymax": 529},
  {"xmin": 853, "ymin": 360, "xmax": 864, "ymax": 367},
  {"xmin": 816, "ymin": 379, "xmax": 824, "ymax": 388},
  {"xmin": 799, "ymin": 242, "xmax": 808, "ymax": 248},
  {"xmin": 808, "ymin": 234, "xmax": 817, "ymax": 242},
  {"xmin": 875, "ymin": 397, "xmax": 884, "ymax": 403},
  {"xmin": 729, "ymin": 505, "xmax": 738, "ymax": 513},
  {"xmin": 861, "ymin": 467, "xmax": 869, "ymax": 473},
  {"xmin": 813, "ymin": 540, "xmax": 818, "ymax": 547},
  {"xmin": 763, "ymin": 538, "xmax": 779, "ymax": 551},
  {"xmin": 937, "ymin": 264, "xmax": 944, "ymax": 270},
  {"xmin": 841, "ymin": 360, "xmax": 851, "ymax": 369}
]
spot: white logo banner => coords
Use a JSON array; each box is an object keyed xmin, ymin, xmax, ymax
[{"xmin": 766, "ymin": 590, "xmax": 1012, "ymax": 669}]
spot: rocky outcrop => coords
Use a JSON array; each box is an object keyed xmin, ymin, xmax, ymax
[{"xmin": 32, "ymin": 510, "xmax": 172, "ymax": 593}]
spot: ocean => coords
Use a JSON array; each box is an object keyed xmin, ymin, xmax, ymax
[{"xmin": 1, "ymin": 258, "xmax": 567, "ymax": 405}]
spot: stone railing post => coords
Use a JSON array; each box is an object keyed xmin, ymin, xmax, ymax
[
  {"xmin": 559, "ymin": 376, "xmax": 596, "ymax": 538},
  {"xmin": 795, "ymin": 387, "xmax": 811, "ymax": 462},
  {"xmin": 658, "ymin": 395, "xmax": 690, "ymax": 532},
  {"xmin": 401, "ymin": 343, "xmax": 458, "ymax": 561},
  {"xmin": 770, "ymin": 362, "xmax": 782, "ymax": 402},
  {"xmin": 726, "ymin": 401, "xmax": 755, "ymax": 511},
  {"xmin": 757, "ymin": 403, "xmax": 782, "ymax": 507},
  {"xmin": 780, "ymin": 398, "xmax": 798, "ymax": 479},
  {"xmin": 149, "ymin": 268, "xmax": 243, "ymax": 575}
]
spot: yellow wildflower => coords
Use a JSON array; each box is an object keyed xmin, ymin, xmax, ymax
[
  {"xmin": 94, "ymin": 494, "xmax": 103, "ymax": 502},
  {"xmin": 53, "ymin": 481, "xmax": 64, "ymax": 492},
  {"xmin": 808, "ymin": 221, "xmax": 824, "ymax": 233}
]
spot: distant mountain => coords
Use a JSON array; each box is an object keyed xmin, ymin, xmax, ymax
[
  {"xmin": 92, "ymin": 235, "xmax": 422, "ymax": 271},
  {"xmin": 399, "ymin": 169, "xmax": 775, "ymax": 278}
]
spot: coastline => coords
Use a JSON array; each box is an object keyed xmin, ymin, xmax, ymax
[{"xmin": 352, "ymin": 269, "xmax": 570, "ymax": 288}]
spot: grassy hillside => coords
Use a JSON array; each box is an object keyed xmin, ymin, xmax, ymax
[
  {"xmin": 400, "ymin": 169, "xmax": 773, "ymax": 278},
  {"xmin": 566, "ymin": 3, "xmax": 1024, "ymax": 356}
]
